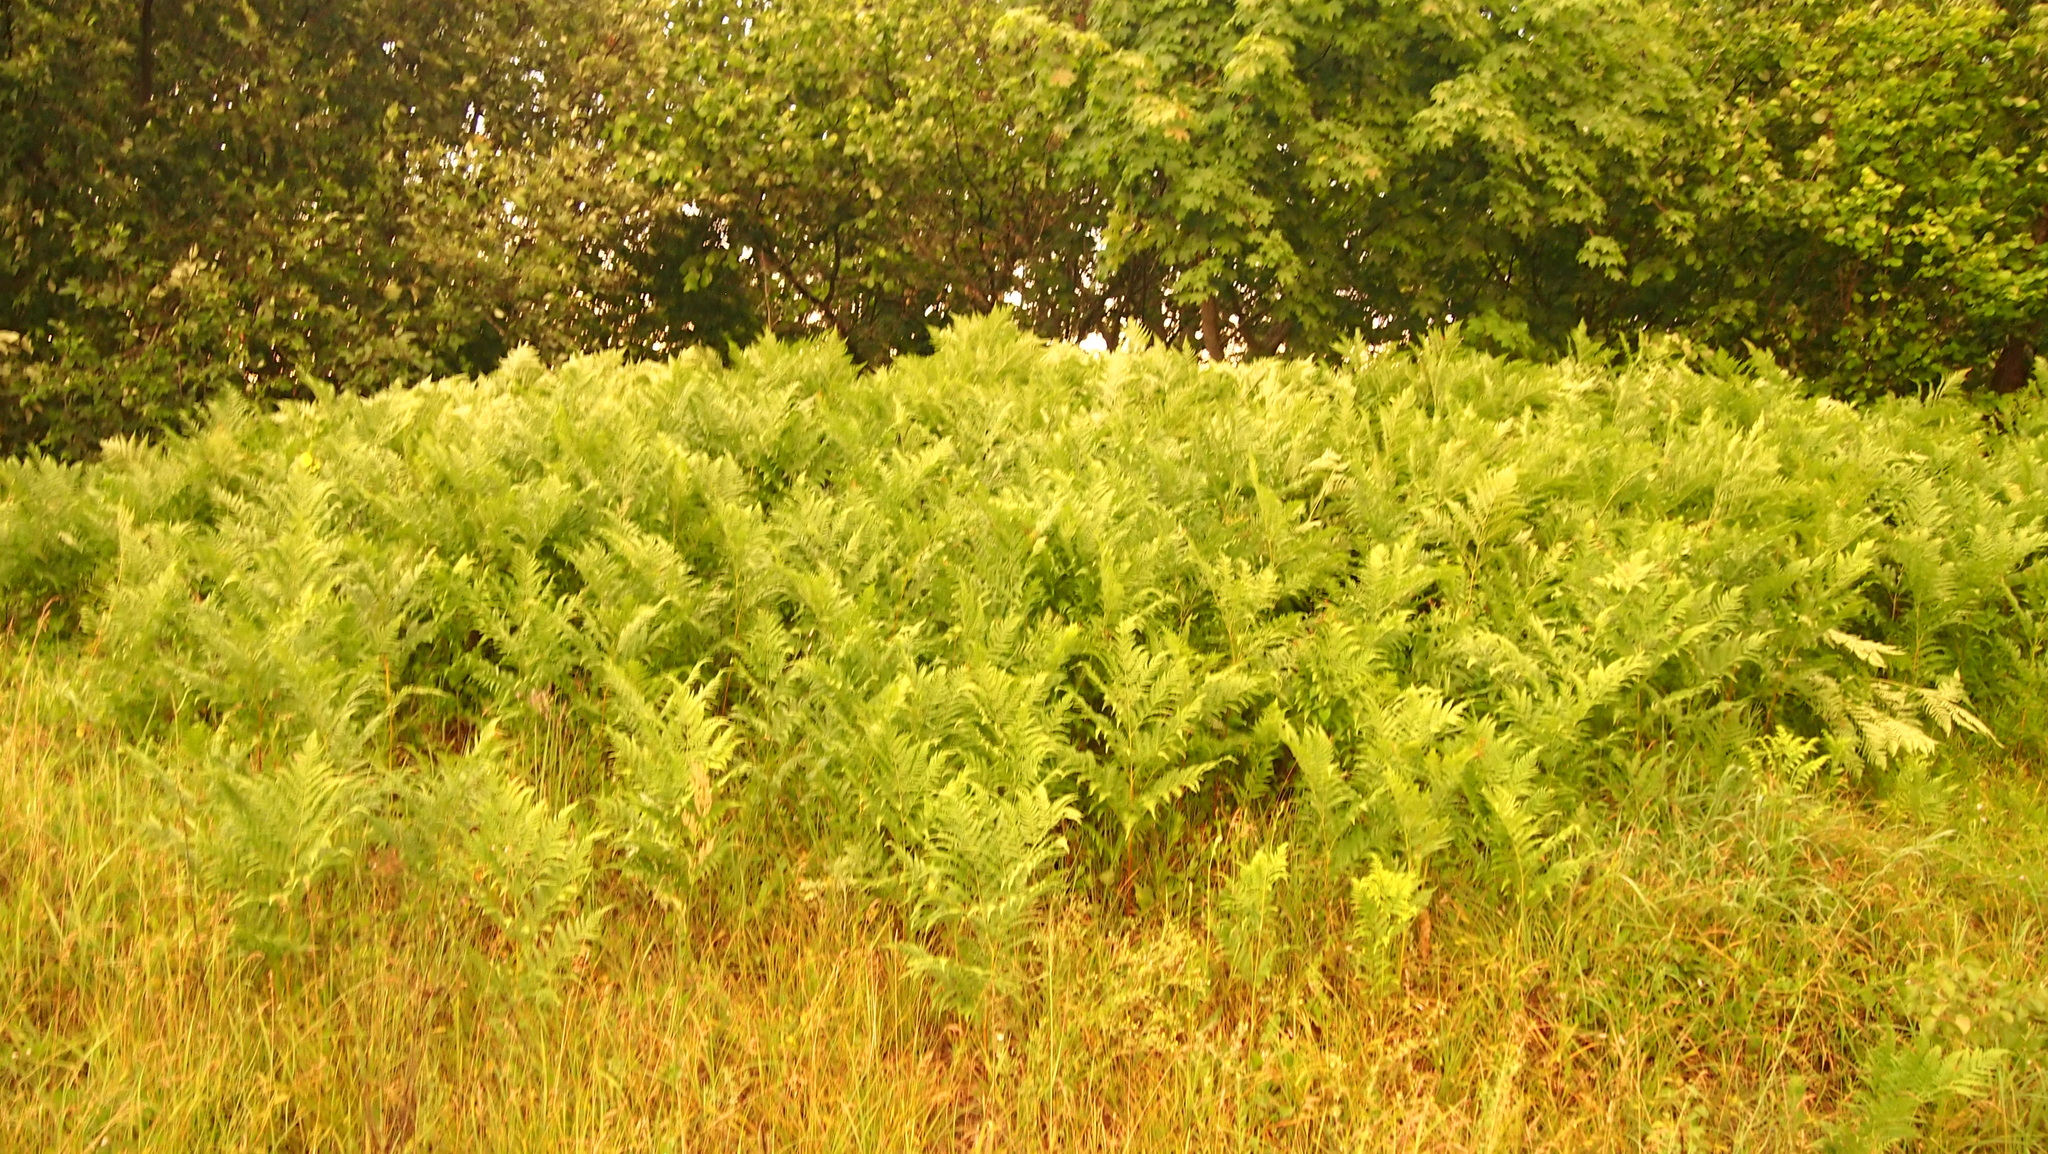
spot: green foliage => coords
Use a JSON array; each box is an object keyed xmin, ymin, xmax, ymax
[
  {"xmin": 407, "ymin": 731, "xmax": 605, "ymax": 1006},
  {"xmin": 1034, "ymin": 0, "xmax": 2045, "ymax": 387},
  {"xmin": 0, "ymin": 454, "xmax": 113, "ymax": 626},
  {"xmin": 1901, "ymin": 959, "xmax": 2048, "ymax": 1062},
  {"xmin": 9, "ymin": 0, "xmax": 2045, "ymax": 459},
  {"xmin": 172, "ymin": 734, "xmax": 373, "ymax": 958},
  {"xmin": 0, "ymin": 0, "xmax": 701, "ymax": 456},
  {"xmin": 1346, "ymin": 856, "xmax": 1429, "ymax": 983},
  {"xmin": 1679, "ymin": 0, "xmax": 2048, "ymax": 394},
  {"xmin": 1045, "ymin": 0, "xmax": 1701, "ymax": 356},
  {"xmin": 1076, "ymin": 620, "xmax": 1253, "ymax": 845},
  {"xmin": 13, "ymin": 315, "xmax": 2048, "ymax": 999},
  {"xmin": 1748, "ymin": 725, "xmax": 1833, "ymax": 791},
  {"xmin": 635, "ymin": 0, "xmax": 1099, "ymax": 362},
  {"xmin": 1828, "ymin": 1039, "xmax": 2009, "ymax": 1153},
  {"xmin": 896, "ymin": 774, "xmax": 1079, "ymax": 1008},
  {"xmin": 1477, "ymin": 737, "xmax": 1589, "ymax": 904},
  {"xmin": 1216, "ymin": 843, "xmax": 1290, "ymax": 986},
  {"xmin": 597, "ymin": 670, "xmax": 741, "ymax": 907}
]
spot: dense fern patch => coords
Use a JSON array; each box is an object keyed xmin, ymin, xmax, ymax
[{"xmin": 5, "ymin": 314, "xmax": 2047, "ymax": 1010}]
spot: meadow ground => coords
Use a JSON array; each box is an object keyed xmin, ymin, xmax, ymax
[{"xmin": 7, "ymin": 638, "xmax": 2047, "ymax": 1151}]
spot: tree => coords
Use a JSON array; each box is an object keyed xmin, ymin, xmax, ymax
[
  {"xmin": 1669, "ymin": 0, "xmax": 2048, "ymax": 393},
  {"xmin": 0, "ymin": 0, "xmax": 708, "ymax": 457},
  {"xmin": 1037, "ymin": 0, "xmax": 1699, "ymax": 357},
  {"xmin": 633, "ymin": 0, "xmax": 1104, "ymax": 362},
  {"xmin": 8, "ymin": 0, "xmax": 2045, "ymax": 461}
]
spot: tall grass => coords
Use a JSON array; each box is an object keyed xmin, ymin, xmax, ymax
[{"xmin": 5, "ymin": 641, "xmax": 2045, "ymax": 1148}]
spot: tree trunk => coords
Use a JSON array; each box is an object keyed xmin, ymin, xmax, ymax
[
  {"xmin": 135, "ymin": 0, "xmax": 155, "ymax": 114},
  {"xmin": 1988, "ymin": 207, "xmax": 2048, "ymax": 393},
  {"xmin": 1200, "ymin": 296, "xmax": 1225, "ymax": 362},
  {"xmin": 1247, "ymin": 317, "xmax": 1292, "ymax": 358},
  {"xmin": 1991, "ymin": 336, "xmax": 2035, "ymax": 394}
]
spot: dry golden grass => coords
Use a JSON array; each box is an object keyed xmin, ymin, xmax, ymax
[{"xmin": 5, "ymin": 641, "xmax": 2046, "ymax": 1153}]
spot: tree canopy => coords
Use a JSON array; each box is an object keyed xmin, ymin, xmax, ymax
[{"xmin": 3, "ymin": 0, "xmax": 2045, "ymax": 454}]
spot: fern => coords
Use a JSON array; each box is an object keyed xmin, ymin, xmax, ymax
[
  {"xmin": 1217, "ymin": 844, "xmax": 1291, "ymax": 986},
  {"xmin": 1281, "ymin": 720, "xmax": 1359, "ymax": 859},
  {"xmin": 1348, "ymin": 856, "xmax": 1430, "ymax": 984},
  {"xmin": 597, "ymin": 668, "xmax": 742, "ymax": 906},
  {"xmin": 181, "ymin": 734, "xmax": 373, "ymax": 958},
  {"xmin": 1076, "ymin": 621, "xmax": 1254, "ymax": 845},
  {"xmin": 15, "ymin": 314, "xmax": 2048, "ymax": 1000},
  {"xmin": 1476, "ymin": 738, "xmax": 1588, "ymax": 903},
  {"xmin": 1827, "ymin": 1039, "xmax": 2008, "ymax": 1153},
  {"xmin": 410, "ymin": 731, "xmax": 605, "ymax": 1005},
  {"xmin": 896, "ymin": 773, "xmax": 1078, "ymax": 1009},
  {"xmin": 1749, "ymin": 727, "xmax": 1832, "ymax": 790}
]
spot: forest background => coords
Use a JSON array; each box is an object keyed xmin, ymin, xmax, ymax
[{"xmin": 4, "ymin": 0, "xmax": 2046, "ymax": 458}]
